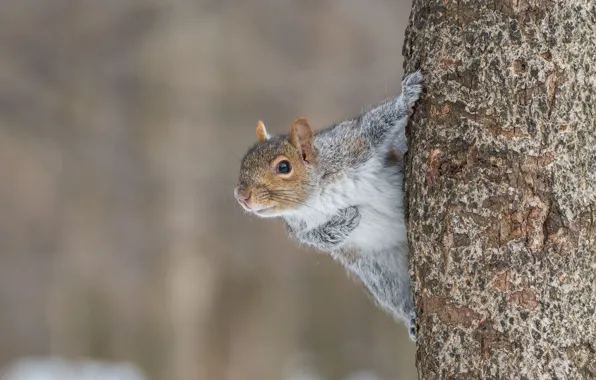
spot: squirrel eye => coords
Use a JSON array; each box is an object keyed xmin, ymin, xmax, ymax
[{"xmin": 276, "ymin": 160, "xmax": 292, "ymax": 174}]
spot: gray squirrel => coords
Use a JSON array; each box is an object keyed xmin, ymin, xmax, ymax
[{"xmin": 234, "ymin": 71, "xmax": 423, "ymax": 340}]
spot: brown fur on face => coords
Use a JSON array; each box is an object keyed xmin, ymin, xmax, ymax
[{"xmin": 237, "ymin": 120, "xmax": 316, "ymax": 217}]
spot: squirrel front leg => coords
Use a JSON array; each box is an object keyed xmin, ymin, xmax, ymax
[
  {"xmin": 285, "ymin": 206, "xmax": 361, "ymax": 252},
  {"xmin": 360, "ymin": 71, "xmax": 423, "ymax": 155}
]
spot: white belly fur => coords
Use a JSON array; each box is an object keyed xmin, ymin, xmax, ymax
[{"xmin": 298, "ymin": 161, "xmax": 406, "ymax": 253}]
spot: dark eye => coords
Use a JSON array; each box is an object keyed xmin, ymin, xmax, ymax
[{"xmin": 276, "ymin": 160, "xmax": 292, "ymax": 174}]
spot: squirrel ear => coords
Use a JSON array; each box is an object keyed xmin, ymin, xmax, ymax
[
  {"xmin": 256, "ymin": 120, "xmax": 270, "ymax": 142},
  {"xmin": 289, "ymin": 117, "xmax": 314, "ymax": 162}
]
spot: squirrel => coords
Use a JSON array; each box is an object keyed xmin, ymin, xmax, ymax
[{"xmin": 234, "ymin": 71, "xmax": 423, "ymax": 340}]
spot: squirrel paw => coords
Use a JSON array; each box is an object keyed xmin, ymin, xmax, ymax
[
  {"xmin": 408, "ymin": 316, "xmax": 417, "ymax": 342},
  {"xmin": 341, "ymin": 206, "xmax": 361, "ymax": 229},
  {"xmin": 405, "ymin": 307, "xmax": 417, "ymax": 342},
  {"xmin": 401, "ymin": 71, "xmax": 424, "ymax": 113}
]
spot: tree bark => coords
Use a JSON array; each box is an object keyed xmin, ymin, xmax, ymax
[{"xmin": 403, "ymin": 1, "xmax": 596, "ymax": 378}]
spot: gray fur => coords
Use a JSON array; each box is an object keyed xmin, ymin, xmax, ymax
[
  {"xmin": 283, "ymin": 71, "xmax": 423, "ymax": 340},
  {"xmin": 307, "ymin": 71, "xmax": 422, "ymax": 181},
  {"xmin": 285, "ymin": 206, "xmax": 361, "ymax": 251}
]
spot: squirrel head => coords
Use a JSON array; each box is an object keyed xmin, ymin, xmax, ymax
[{"xmin": 234, "ymin": 118, "xmax": 316, "ymax": 218}]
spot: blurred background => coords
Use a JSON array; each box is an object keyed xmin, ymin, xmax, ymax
[{"xmin": 0, "ymin": 0, "xmax": 415, "ymax": 379}]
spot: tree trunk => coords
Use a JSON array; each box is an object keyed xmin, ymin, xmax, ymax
[{"xmin": 402, "ymin": 1, "xmax": 596, "ymax": 378}]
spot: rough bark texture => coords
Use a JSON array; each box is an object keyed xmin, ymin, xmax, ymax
[{"xmin": 403, "ymin": 1, "xmax": 596, "ymax": 379}]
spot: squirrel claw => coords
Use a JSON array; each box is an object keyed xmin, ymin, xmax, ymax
[
  {"xmin": 408, "ymin": 316, "xmax": 417, "ymax": 342},
  {"xmin": 401, "ymin": 70, "xmax": 424, "ymax": 109}
]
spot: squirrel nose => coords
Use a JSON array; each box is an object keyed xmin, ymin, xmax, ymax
[{"xmin": 234, "ymin": 187, "xmax": 252, "ymax": 204}]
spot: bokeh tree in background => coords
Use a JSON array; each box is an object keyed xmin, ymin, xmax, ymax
[{"xmin": 0, "ymin": 1, "xmax": 417, "ymax": 379}]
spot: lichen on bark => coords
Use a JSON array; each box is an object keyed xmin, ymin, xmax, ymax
[{"xmin": 402, "ymin": 1, "xmax": 596, "ymax": 378}]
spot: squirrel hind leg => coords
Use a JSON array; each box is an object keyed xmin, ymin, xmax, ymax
[
  {"xmin": 408, "ymin": 313, "xmax": 417, "ymax": 342},
  {"xmin": 408, "ymin": 321, "xmax": 417, "ymax": 342}
]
